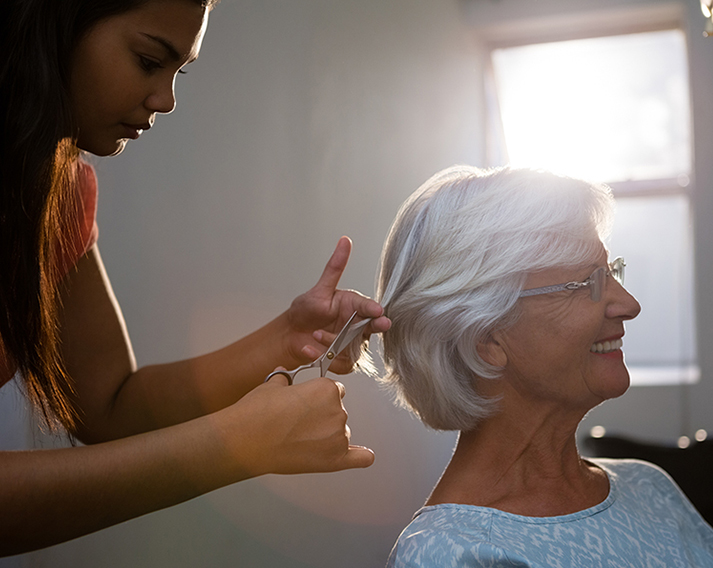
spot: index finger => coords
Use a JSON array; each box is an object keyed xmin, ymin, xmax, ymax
[{"xmin": 312, "ymin": 312, "xmax": 391, "ymax": 348}]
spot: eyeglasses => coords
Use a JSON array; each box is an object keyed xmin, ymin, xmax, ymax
[{"xmin": 519, "ymin": 257, "xmax": 625, "ymax": 303}]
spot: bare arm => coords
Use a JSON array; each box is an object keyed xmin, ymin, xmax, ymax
[
  {"xmin": 1, "ymin": 237, "xmax": 381, "ymax": 555},
  {"xmin": 0, "ymin": 373, "xmax": 372, "ymax": 556},
  {"xmin": 59, "ymin": 237, "xmax": 389, "ymax": 441}
]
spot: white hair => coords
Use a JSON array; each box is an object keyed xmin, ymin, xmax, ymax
[{"xmin": 375, "ymin": 165, "xmax": 615, "ymax": 431}]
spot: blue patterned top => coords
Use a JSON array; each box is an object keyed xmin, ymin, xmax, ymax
[{"xmin": 386, "ymin": 459, "xmax": 713, "ymax": 567}]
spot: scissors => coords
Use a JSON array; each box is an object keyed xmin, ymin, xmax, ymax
[{"xmin": 265, "ymin": 311, "xmax": 371, "ymax": 385}]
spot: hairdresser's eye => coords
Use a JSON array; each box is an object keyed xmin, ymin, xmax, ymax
[{"xmin": 138, "ymin": 55, "xmax": 162, "ymax": 73}]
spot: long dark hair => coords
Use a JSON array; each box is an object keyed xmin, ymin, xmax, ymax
[{"xmin": 0, "ymin": 0, "xmax": 217, "ymax": 432}]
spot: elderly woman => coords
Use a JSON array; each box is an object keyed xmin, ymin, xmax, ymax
[{"xmin": 376, "ymin": 165, "xmax": 713, "ymax": 567}]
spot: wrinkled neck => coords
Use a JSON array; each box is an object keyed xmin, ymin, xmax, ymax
[{"xmin": 425, "ymin": 405, "xmax": 608, "ymax": 516}]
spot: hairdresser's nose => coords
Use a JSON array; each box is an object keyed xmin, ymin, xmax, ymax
[{"xmin": 145, "ymin": 76, "xmax": 177, "ymax": 115}]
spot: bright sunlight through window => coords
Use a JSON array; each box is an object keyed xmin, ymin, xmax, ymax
[
  {"xmin": 491, "ymin": 30, "xmax": 690, "ymax": 183},
  {"xmin": 490, "ymin": 29, "xmax": 698, "ymax": 386}
]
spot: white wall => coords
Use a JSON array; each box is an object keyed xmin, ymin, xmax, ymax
[
  {"xmin": 2, "ymin": 1, "xmax": 481, "ymax": 567},
  {"xmin": 3, "ymin": 0, "xmax": 713, "ymax": 566}
]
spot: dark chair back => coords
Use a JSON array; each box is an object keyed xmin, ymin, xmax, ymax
[{"xmin": 582, "ymin": 435, "xmax": 713, "ymax": 526}]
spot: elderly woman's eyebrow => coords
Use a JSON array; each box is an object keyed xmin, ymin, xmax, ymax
[{"xmin": 140, "ymin": 33, "xmax": 198, "ymax": 64}]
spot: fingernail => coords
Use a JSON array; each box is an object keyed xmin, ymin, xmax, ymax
[{"xmin": 302, "ymin": 345, "xmax": 319, "ymax": 359}]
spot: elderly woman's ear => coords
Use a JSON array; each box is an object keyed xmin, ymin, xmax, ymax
[{"xmin": 476, "ymin": 333, "xmax": 508, "ymax": 368}]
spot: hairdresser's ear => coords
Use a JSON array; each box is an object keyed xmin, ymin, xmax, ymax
[{"xmin": 476, "ymin": 332, "xmax": 508, "ymax": 368}]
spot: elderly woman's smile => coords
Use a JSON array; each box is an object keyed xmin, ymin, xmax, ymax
[{"xmin": 497, "ymin": 247, "xmax": 641, "ymax": 405}]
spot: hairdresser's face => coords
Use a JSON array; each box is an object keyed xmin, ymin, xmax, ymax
[{"xmin": 70, "ymin": 0, "xmax": 209, "ymax": 156}]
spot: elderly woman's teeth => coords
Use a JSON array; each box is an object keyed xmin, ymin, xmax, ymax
[{"xmin": 590, "ymin": 338, "xmax": 623, "ymax": 353}]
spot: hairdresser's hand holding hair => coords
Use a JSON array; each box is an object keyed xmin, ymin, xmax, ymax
[
  {"xmin": 0, "ymin": 0, "xmax": 387, "ymax": 556},
  {"xmin": 378, "ymin": 166, "xmax": 713, "ymax": 567},
  {"xmin": 280, "ymin": 235, "xmax": 390, "ymax": 374}
]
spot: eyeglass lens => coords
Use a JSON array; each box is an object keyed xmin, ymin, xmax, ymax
[
  {"xmin": 590, "ymin": 258, "xmax": 625, "ymax": 302},
  {"xmin": 590, "ymin": 267, "xmax": 605, "ymax": 302},
  {"xmin": 610, "ymin": 257, "xmax": 625, "ymax": 285}
]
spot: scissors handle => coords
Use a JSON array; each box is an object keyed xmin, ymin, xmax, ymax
[
  {"xmin": 265, "ymin": 361, "xmax": 319, "ymax": 385},
  {"xmin": 264, "ymin": 368, "xmax": 297, "ymax": 385},
  {"xmin": 263, "ymin": 311, "xmax": 371, "ymax": 385}
]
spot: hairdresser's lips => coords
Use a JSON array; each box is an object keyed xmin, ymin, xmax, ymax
[{"xmin": 121, "ymin": 122, "xmax": 151, "ymax": 140}]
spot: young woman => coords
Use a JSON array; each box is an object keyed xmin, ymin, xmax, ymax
[{"xmin": 0, "ymin": 0, "xmax": 389, "ymax": 555}]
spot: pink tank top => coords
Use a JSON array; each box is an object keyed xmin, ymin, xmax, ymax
[{"xmin": 0, "ymin": 162, "xmax": 99, "ymax": 387}]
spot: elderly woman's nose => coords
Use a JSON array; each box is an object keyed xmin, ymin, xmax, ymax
[{"xmin": 606, "ymin": 280, "xmax": 641, "ymax": 320}]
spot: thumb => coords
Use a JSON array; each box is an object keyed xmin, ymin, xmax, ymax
[
  {"xmin": 312, "ymin": 236, "xmax": 352, "ymax": 295},
  {"xmin": 338, "ymin": 445, "xmax": 375, "ymax": 470}
]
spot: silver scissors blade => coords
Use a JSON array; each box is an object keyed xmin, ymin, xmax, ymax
[
  {"xmin": 264, "ymin": 311, "xmax": 372, "ymax": 384},
  {"xmin": 318, "ymin": 311, "xmax": 371, "ymax": 376}
]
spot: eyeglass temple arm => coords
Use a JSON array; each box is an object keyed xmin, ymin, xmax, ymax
[{"xmin": 518, "ymin": 280, "xmax": 589, "ymax": 297}]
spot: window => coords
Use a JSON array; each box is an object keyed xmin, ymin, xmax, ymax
[{"xmin": 488, "ymin": 28, "xmax": 698, "ymax": 386}]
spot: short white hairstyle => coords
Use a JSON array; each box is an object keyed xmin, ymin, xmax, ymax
[{"xmin": 375, "ymin": 165, "xmax": 615, "ymax": 431}]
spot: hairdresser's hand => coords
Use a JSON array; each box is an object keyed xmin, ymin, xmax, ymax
[
  {"xmin": 285, "ymin": 236, "xmax": 391, "ymax": 374},
  {"xmin": 226, "ymin": 373, "xmax": 374, "ymax": 476}
]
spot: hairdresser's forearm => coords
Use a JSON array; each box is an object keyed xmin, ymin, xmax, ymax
[
  {"xmin": 2, "ymin": 374, "xmax": 371, "ymax": 555},
  {"xmin": 0, "ymin": 411, "xmax": 245, "ymax": 556},
  {"xmin": 62, "ymin": 247, "xmax": 297, "ymax": 441},
  {"xmin": 62, "ymin": 244, "xmax": 385, "ymax": 442},
  {"xmin": 80, "ymin": 312, "xmax": 295, "ymax": 441}
]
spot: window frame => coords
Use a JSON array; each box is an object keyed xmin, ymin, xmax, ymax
[{"xmin": 480, "ymin": 7, "xmax": 699, "ymax": 386}]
